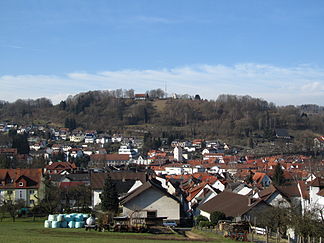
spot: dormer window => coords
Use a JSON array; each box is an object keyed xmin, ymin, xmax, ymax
[{"xmin": 19, "ymin": 182, "xmax": 24, "ymax": 187}]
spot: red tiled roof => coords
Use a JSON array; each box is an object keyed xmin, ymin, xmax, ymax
[
  {"xmin": 46, "ymin": 162, "xmax": 77, "ymax": 170},
  {"xmin": 310, "ymin": 177, "xmax": 324, "ymax": 187},
  {"xmin": 317, "ymin": 188, "xmax": 324, "ymax": 197},
  {"xmin": 90, "ymin": 154, "xmax": 130, "ymax": 161},
  {"xmin": 59, "ymin": 181, "xmax": 84, "ymax": 188},
  {"xmin": 0, "ymin": 168, "xmax": 42, "ymax": 189},
  {"xmin": 186, "ymin": 182, "xmax": 208, "ymax": 201}
]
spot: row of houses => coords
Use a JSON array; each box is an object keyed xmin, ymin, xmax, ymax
[{"xmin": 1, "ymin": 163, "xmax": 323, "ymax": 224}]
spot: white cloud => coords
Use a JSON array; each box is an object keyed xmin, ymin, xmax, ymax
[{"xmin": 1, "ymin": 63, "xmax": 324, "ymax": 105}]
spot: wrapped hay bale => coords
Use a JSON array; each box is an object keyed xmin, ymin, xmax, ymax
[
  {"xmin": 44, "ymin": 220, "xmax": 51, "ymax": 228},
  {"xmin": 68, "ymin": 221, "xmax": 76, "ymax": 228}
]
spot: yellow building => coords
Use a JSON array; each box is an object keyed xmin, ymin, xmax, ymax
[{"xmin": 0, "ymin": 168, "xmax": 43, "ymax": 207}]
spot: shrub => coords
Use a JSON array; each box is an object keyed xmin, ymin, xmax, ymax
[
  {"xmin": 210, "ymin": 211, "xmax": 226, "ymax": 225},
  {"xmin": 199, "ymin": 220, "xmax": 213, "ymax": 228},
  {"xmin": 195, "ymin": 215, "xmax": 209, "ymax": 224}
]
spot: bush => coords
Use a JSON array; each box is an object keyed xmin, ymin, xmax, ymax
[
  {"xmin": 195, "ymin": 215, "xmax": 209, "ymax": 224},
  {"xmin": 210, "ymin": 211, "xmax": 226, "ymax": 225},
  {"xmin": 199, "ymin": 220, "xmax": 213, "ymax": 228}
]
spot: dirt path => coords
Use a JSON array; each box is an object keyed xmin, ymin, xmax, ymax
[{"xmin": 184, "ymin": 231, "xmax": 209, "ymax": 241}]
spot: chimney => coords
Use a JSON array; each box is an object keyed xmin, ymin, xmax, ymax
[{"xmin": 248, "ymin": 197, "xmax": 254, "ymax": 206}]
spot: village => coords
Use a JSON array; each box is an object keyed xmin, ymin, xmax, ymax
[{"xmin": 0, "ymin": 121, "xmax": 323, "ymax": 242}]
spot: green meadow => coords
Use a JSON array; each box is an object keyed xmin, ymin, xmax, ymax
[{"xmin": 0, "ymin": 218, "xmax": 240, "ymax": 243}]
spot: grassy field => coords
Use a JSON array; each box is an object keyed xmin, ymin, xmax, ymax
[{"xmin": 0, "ymin": 218, "xmax": 231, "ymax": 243}]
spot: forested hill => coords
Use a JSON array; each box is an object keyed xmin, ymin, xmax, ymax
[{"xmin": 1, "ymin": 89, "xmax": 324, "ymax": 143}]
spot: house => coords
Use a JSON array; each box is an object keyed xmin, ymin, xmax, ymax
[
  {"xmin": 89, "ymin": 154, "xmax": 131, "ymax": 168},
  {"xmin": 275, "ymin": 129, "xmax": 291, "ymax": 139},
  {"xmin": 96, "ymin": 136, "xmax": 112, "ymax": 144},
  {"xmin": 253, "ymin": 184, "xmax": 290, "ymax": 208},
  {"xmin": 232, "ymin": 184, "xmax": 253, "ymax": 196},
  {"xmin": 90, "ymin": 171, "xmax": 147, "ymax": 208},
  {"xmin": 84, "ymin": 133, "xmax": 96, "ymax": 144},
  {"xmin": 68, "ymin": 148, "xmax": 84, "ymax": 159},
  {"xmin": 133, "ymin": 155, "xmax": 150, "ymax": 165},
  {"xmin": 118, "ymin": 144, "xmax": 138, "ymax": 159},
  {"xmin": 252, "ymin": 172, "xmax": 272, "ymax": 187},
  {"xmin": 0, "ymin": 148, "xmax": 18, "ymax": 157},
  {"xmin": 173, "ymin": 146, "xmax": 183, "ymax": 162},
  {"xmin": 44, "ymin": 162, "xmax": 77, "ymax": 174},
  {"xmin": 49, "ymin": 173, "xmax": 90, "ymax": 186},
  {"xmin": 314, "ymin": 136, "xmax": 324, "ymax": 150},
  {"xmin": 203, "ymin": 153, "xmax": 224, "ymax": 163},
  {"xmin": 198, "ymin": 191, "xmax": 270, "ymax": 223},
  {"xmin": 120, "ymin": 179, "xmax": 182, "ymax": 223},
  {"xmin": 186, "ymin": 182, "xmax": 220, "ymax": 214},
  {"xmin": 0, "ymin": 168, "xmax": 43, "ymax": 207},
  {"xmin": 202, "ymin": 148, "xmax": 218, "ymax": 155},
  {"xmin": 134, "ymin": 94, "xmax": 148, "ymax": 100},
  {"xmin": 70, "ymin": 134, "xmax": 85, "ymax": 143},
  {"xmin": 308, "ymin": 177, "xmax": 324, "ymax": 219}
]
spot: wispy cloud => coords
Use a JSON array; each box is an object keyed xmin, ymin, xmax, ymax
[
  {"xmin": 0, "ymin": 44, "xmax": 23, "ymax": 49},
  {"xmin": 133, "ymin": 16, "xmax": 177, "ymax": 24},
  {"xmin": 1, "ymin": 63, "xmax": 324, "ymax": 105}
]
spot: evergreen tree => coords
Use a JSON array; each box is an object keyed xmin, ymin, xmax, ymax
[
  {"xmin": 272, "ymin": 163, "xmax": 285, "ymax": 186},
  {"xmin": 100, "ymin": 175, "xmax": 119, "ymax": 214},
  {"xmin": 12, "ymin": 133, "xmax": 30, "ymax": 154}
]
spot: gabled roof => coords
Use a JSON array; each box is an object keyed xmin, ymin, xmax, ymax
[
  {"xmin": 59, "ymin": 181, "xmax": 84, "ymax": 189},
  {"xmin": 310, "ymin": 177, "xmax": 324, "ymax": 187},
  {"xmin": 90, "ymin": 154, "xmax": 130, "ymax": 161},
  {"xmin": 198, "ymin": 191, "xmax": 266, "ymax": 217},
  {"xmin": 186, "ymin": 182, "xmax": 208, "ymax": 201},
  {"xmin": 253, "ymin": 172, "xmax": 269, "ymax": 184},
  {"xmin": 120, "ymin": 179, "xmax": 180, "ymax": 205},
  {"xmin": 50, "ymin": 173, "xmax": 90, "ymax": 182},
  {"xmin": 257, "ymin": 184, "xmax": 290, "ymax": 202},
  {"xmin": 317, "ymin": 188, "xmax": 324, "ymax": 197},
  {"xmin": 0, "ymin": 168, "xmax": 42, "ymax": 189},
  {"xmin": 90, "ymin": 171, "xmax": 147, "ymax": 190},
  {"xmin": 46, "ymin": 162, "xmax": 77, "ymax": 170}
]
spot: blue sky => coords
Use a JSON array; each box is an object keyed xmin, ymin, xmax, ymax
[{"xmin": 1, "ymin": 0, "xmax": 324, "ymax": 105}]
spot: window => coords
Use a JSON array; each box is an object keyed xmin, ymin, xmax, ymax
[
  {"xmin": 29, "ymin": 190, "xmax": 34, "ymax": 195},
  {"xmin": 19, "ymin": 182, "xmax": 24, "ymax": 186},
  {"xmin": 30, "ymin": 200, "xmax": 34, "ymax": 205},
  {"xmin": 19, "ymin": 191, "xmax": 23, "ymax": 198},
  {"xmin": 147, "ymin": 211, "xmax": 157, "ymax": 218}
]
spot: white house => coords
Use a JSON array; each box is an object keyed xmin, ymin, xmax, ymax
[
  {"xmin": 173, "ymin": 146, "xmax": 183, "ymax": 162},
  {"xmin": 70, "ymin": 134, "xmax": 85, "ymax": 143},
  {"xmin": 308, "ymin": 178, "xmax": 324, "ymax": 219},
  {"xmin": 186, "ymin": 182, "xmax": 220, "ymax": 214},
  {"xmin": 118, "ymin": 145, "xmax": 138, "ymax": 159},
  {"xmin": 120, "ymin": 180, "xmax": 181, "ymax": 222},
  {"xmin": 253, "ymin": 185, "xmax": 290, "ymax": 208},
  {"xmin": 133, "ymin": 156, "xmax": 150, "ymax": 165},
  {"xmin": 155, "ymin": 176, "xmax": 176, "ymax": 195}
]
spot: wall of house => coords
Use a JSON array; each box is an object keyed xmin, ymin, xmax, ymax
[
  {"xmin": 200, "ymin": 210, "xmax": 211, "ymax": 220},
  {"xmin": 15, "ymin": 189, "xmax": 27, "ymax": 202},
  {"xmin": 266, "ymin": 192, "xmax": 290, "ymax": 208},
  {"xmin": 212, "ymin": 181, "xmax": 225, "ymax": 191},
  {"xmin": 123, "ymin": 188, "xmax": 180, "ymax": 221},
  {"xmin": 309, "ymin": 186, "xmax": 324, "ymax": 219},
  {"xmin": 92, "ymin": 189, "xmax": 102, "ymax": 208}
]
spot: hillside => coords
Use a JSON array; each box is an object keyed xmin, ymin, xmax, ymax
[{"xmin": 1, "ymin": 90, "xmax": 324, "ymax": 150}]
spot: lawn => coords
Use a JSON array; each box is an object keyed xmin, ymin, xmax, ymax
[{"xmin": 0, "ymin": 218, "xmax": 216, "ymax": 243}]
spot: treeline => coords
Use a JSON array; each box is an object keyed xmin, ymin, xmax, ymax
[{"xmin": 1, "ymin": 90, "xmax": 324, "ymax": 142}]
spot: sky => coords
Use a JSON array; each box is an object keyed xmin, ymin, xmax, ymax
[{"xmin": 1, "ymin": 0, "xmax": 324, "ymax": 105}]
